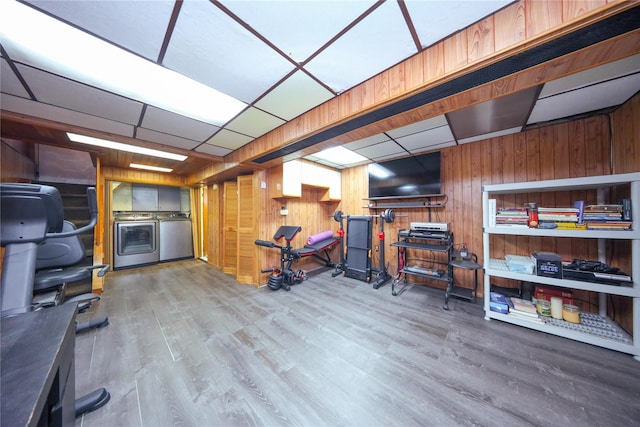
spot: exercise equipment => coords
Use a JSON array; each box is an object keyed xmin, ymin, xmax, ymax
[
  {"xmin": 255, "ymin": 226, "xmax": 307, "ymax": 291},
  {"xmin": 256, "ymin": 226, "xmax": 341, "ymax": 291},
  {"xmin": 331, "ymin": 209, "xmax": 395, "ymax": 289},
  {"xmin": 0, "ymin": 183, "xmax": 111, "ymax": 417},
  {"xmin": 34, "ymin": 220, "xmax": 110, "ymax": 332}
]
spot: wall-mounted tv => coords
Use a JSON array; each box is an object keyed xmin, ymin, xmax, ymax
[{"xmin": 368, "ymin": 151, "xmax": 441, "ymax": 198}]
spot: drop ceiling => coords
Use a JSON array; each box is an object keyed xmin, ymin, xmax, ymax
[{"xmin": 1, "ymin": 1, "xmax": 639, "ymax": 175}]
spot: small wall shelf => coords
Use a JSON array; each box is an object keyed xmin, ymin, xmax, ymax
[{"xmin": 364, "ymin": 194, "xmax": 447, "ymax": 220}]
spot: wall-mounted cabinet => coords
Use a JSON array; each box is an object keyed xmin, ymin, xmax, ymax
[
  {"xmin": 271, "ymin": 160, "xmax": 341, "ymax": 201},
  {"xmin": 111, "ymin": 182, "xmax": 190, "ymax": 212}
]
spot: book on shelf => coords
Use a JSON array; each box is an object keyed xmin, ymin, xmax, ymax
[
  {"xmin": 508, "ymin": 311, "xmax": 544, "ymax": 323},
  {"xmin": 489, "ymin": 292, "xmax": 512, "ymax": 314},
  {"xmin": 509, "ymin": 297, "xmax": 537, "ymax": 314},
  {"xmin": 573, "ymin": 200, "xmax": 585, "ymax": 223},
  {"xmin": 585, "ymin": 221, "xmax": 632, "ymax": 230},
  {"xmin": 534, "ymin": 285, "xmax": 574, "ymax": 305},
  {"xmin": 584, "ymin": 204, "xmax": 623, "ymax": 212},
  {"xmin": 488, "ymin": 199, "xmax": 497, "ymax": 227},
  {"xmin": 539, "ymin": 221, "xmax": 586, "ymax": 230}
]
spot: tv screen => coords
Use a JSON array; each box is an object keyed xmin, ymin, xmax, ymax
[{"xmin": 368, "ymin": 151, "xmax": 441, "ymax": 198}]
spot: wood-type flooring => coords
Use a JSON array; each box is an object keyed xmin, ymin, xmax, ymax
[{"xmin": 74, "ymin": 259, "xmax": 640, "ymax": 426}]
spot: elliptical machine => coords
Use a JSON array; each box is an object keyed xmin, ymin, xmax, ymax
[{"xmin": 0, "ymin": 183, "xmax": 111, "ymax": 417}]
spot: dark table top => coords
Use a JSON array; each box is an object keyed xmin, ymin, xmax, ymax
[{"xmin": 1, "ymin": 304, "xmax": 76, "ymax": 427}]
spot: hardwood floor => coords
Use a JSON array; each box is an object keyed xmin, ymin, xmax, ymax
[{"xmin": 75, "ymin": 259, "xmax": 640, "ymax": 426}]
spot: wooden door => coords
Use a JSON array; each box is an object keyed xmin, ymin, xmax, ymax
[
  {"xmin": 222, "ymin": 181, "xmax": 238, "ymax": 275},
  {"xmin": 236, "ymin": 175, "xmax": 257, "ymax": 284}
]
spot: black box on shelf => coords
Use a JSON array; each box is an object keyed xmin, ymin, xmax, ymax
[{"xmin": 533, "ymin": 251, "xmax": 563, "ymax": 279}]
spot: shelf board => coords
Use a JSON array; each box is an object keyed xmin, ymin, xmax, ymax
[
  {"xmin": 364, "ymin": 194, "xmax": 446, "ymax": 201},
  {"xmin": 391, "ymin": 241, "xmax": 450, "ymax": 251},
  {"xmin": 364, "ymin": 203, "xmax": 445, "ymax": 209},
  {"xmin": 485, "ymin": 262, "xmax": 639, "ymax": 297},
  {"xmin": 399, "ymin": 269, "xmax": 449, "ymax": 282},
  {"xmin": 482, "ymin": 172, "xmax": 640, "ymax": 193},
  {"xmin": 484, "ymin": 226, "xmax": 639, "ymax": 239},
  {"xmin": 485, "ymin": 311, "xmax": 638, "ymax": 356}
]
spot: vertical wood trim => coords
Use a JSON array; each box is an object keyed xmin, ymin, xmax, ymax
[{"xmin": 92, "ymin": 157, "xmax": 105, "ymax": 293}]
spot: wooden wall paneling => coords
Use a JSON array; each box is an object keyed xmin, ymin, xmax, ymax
[
  {"xmin": 563, "ymin": 0, "xmax": 608, "ymax": 22},
  {"xmin": 526, "ymin": 0, "xmax": 563, "ymax": 38},
  {"xmin": 611, "ymin": 92, "xmax": 640, "ymax": 175},
  {"xmin": 443, "ymin": 30, "xmax": 469, "ymax": 74},
  {"xmin": 468, "ymin": 17, "xmax": 495, "ymax": 63},
  {"xmin": 608, "ymin": 92, "xmax": 639, "ymax": 334},
  {"xmin": 222, "ymin": 181, "xmax": 238, "ymax": 276},
  {"xmin": 493, "ymin": 0, "xmax": 526, "ymax": 52},
  {"xmin": 1, "ymin": 140, "xmax": 37, "ymax": 182},
  {"xmin": 92, "ymin": 157, "xmax": 105, "ymax": 293}
]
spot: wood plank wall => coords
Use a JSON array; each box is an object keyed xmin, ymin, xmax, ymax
[
  {"xmin": 0, "ymin": 139, "xmax": 37, "ymax": 183},
  {"xmin": 607, "ymin": 91, "xmax": 640, "ymax": 332},
  {"xmin": 327, "ymin": 101, "xmax": 638, "ymax": 332}
]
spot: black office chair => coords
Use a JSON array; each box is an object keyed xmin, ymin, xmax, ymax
[{"xmin": 0, "ymin": 183, "xmax": 110, "ymax": 417}]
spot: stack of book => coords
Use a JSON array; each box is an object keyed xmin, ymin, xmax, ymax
[
  {"xmin": 489, "ymin": 293, "xmax": 543, "ymax": 323},
  {"xmin": 495, "ymin": 208, "xmax": 528, "ymax": 228},
  {"xmin": 538, "ymin": 206, "xmax": 584, "ymax": 229},
  {"xmin": 583, "ymin": 204, "xmax": 632, "ymax": 230},
  {"xmin": 508, "ymin": 297, "xmax": 543, "ymax": 323}
]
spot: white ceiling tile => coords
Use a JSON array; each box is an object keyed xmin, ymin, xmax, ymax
[
  {"xmin": 457, "ymin": 126, "xmax": 522, "ymax": 144},
  {"xmin": 1, "ymin": 58, "xmax": 30, "ymax": 98},
  {"xmin": 387, "ymin": 115, "xmax": 449, "ymax": 138},
  {"xmin": 254, "ymin": 71, "xmax": 334, "ymax": 121},
  {"xmin": 540, "ymin": 54, "xmax": 640, "ymax": 98},
  {"xmin": 195, "ymin": 143, "xmax": 233, "ymax": 157},
  {"xmin": 205, "ymin": 129, "xmax": 254, "ymax": 150},
  {"xmin": 225, "ymin": 107, "xmax": 285, "ymax": 138},
  {"xmin": 136, "ymin": 128, "xmax": 201, "ymax": 151},
  {"xmin": 369, "ymin": 152, "xmax": 409, "ymax": 162},
  {"xmin": 164, "ymin": 0, "xmax": 295, "ymax": 103},
  {"xmin": 304, "ymin": 1, "xmax": 417, "ymax": 93},
  {"xmin": 528, "ymin": 73, "xmax": 640, "ymax": 125},
  {"xmin": 408, "ymin": 141, "xmax": 456, "ymax": 154},
  {"xmin": 24, "ymin": 0, "xmax": 174, "ymax": 61},
  {"xmin": 394, "ymin": 125, "xmax": 455, "ymax": 150},
  {"xmin": 141, "ymin": 106, "xmax": 220, "ymax": 142},
  {"xmin": 220, "ymin": 0, "xmax": 374, "ymax": 63},
  {"xmin": 17, "ymin": 64, "xmax": 143, "ymax": 125},
  {"xmin": 312, "ymin": 159, "xmax": 346, "ymax": 169},
  {"xmin": 405, "ymin": 0, "xmax": 513, "ymax": 48},
  {"xmin": 355, "ymin": 141, "xmax": 405, "ymax": 160},
  {"xmin": 343, "ymin": 134, "xmax": 390, "ymax": 151},
  {"xmin": 1, "ymin": 94, "xmax": 134, "ymax": 137}
]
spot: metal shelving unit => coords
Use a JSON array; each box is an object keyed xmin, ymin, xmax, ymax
[
  {"xmin": 391, "ymin": 230, "xmax": 453, "ymax": 308},
  {"xmin": 482, "ymin": 172, "xmax": 640, "ymax": 360}
]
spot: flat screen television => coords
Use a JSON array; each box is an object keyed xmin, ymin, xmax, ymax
[{"xmin": 368, "ymin": 151, "xmax": 441, "ymax": 198}]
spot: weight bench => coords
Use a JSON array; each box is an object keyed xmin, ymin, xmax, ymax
[
  {"xmin": 292, "ymin": 232, "xmax": 340, "ymax": 268},
  {"xmin": 255, "ymin": 227, "xmax": 339, "ymax": 290}
]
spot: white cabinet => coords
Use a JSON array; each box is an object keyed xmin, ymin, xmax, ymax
[{"xmin": 482, "ymin": 172, "xmax": 640, "ymax": 359}]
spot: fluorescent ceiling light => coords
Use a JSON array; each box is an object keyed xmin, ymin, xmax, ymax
[
  {"xmin": 130, "ymin": 163, "xmax": 173, "ymax": 173},
  {"xmin": 1, "ymin": 1, "xmax": 247, "ymax": 126},
  {"xmin": 67, "ymin": 133, "xmax": 187, "ymax": 161},
  {"xmin": 368, "ymin": 163, "xmax": 394, "ymax": 179},
  {"xmin": 313, "ymin": 146, "xmax": 368, "ymax": 165}
]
